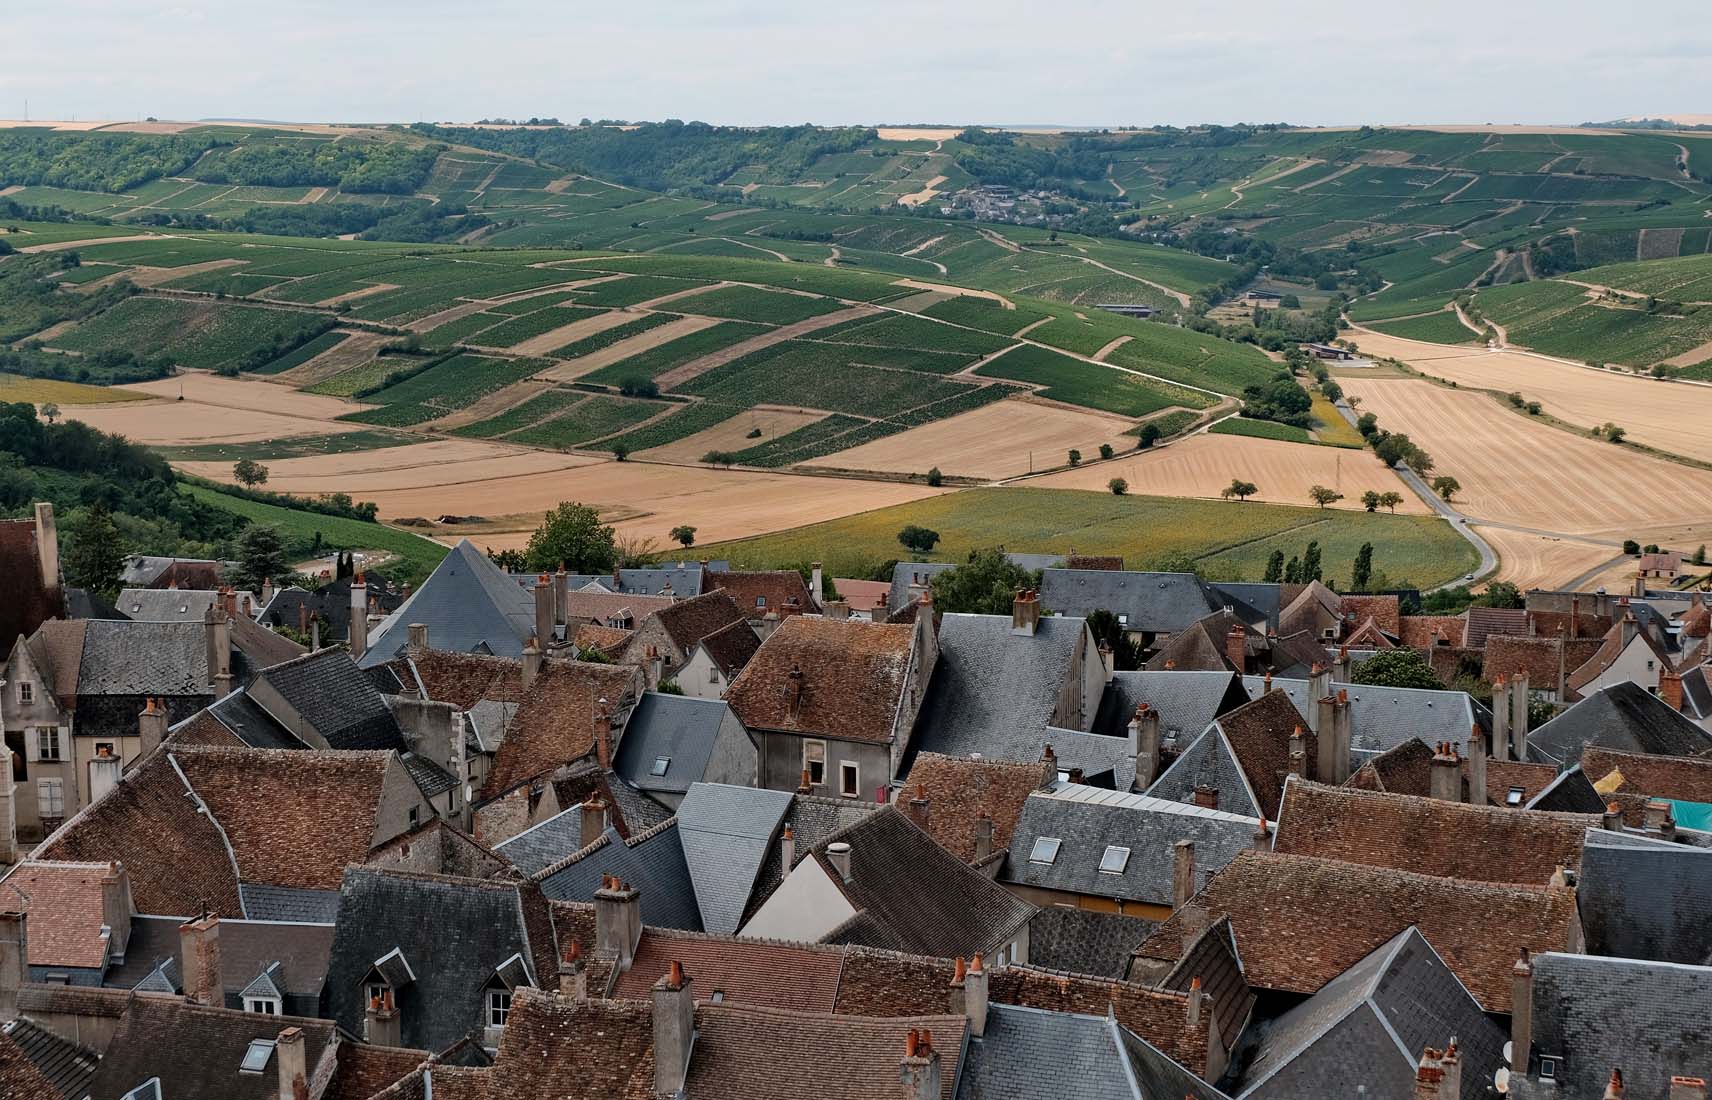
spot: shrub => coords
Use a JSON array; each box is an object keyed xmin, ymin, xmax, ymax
[
  {"xmin": 1098, "ymin": 443, "xmax": 1114, "ymax": 460},
  {"xmin": 1137, "ymin": 424, "xmax": 1161, "ymax": 449},
  {"xmin": 926, "ymin": 466, "xmax": 943, "ymax": 487},
  {"xmin": 1067, "ymin": 449, "xmax": 1081, "ymax": 467},
  {"xmin": 898, "ymin": 524, "xmax": 941, "ymax": 553},
  {"xmin": 1623, "ymin": 539, "xmax": 1641, "ymax": 555},
  {"xmin": 1108, "ymin": 477, "xmax": 1128, "ymax": 496},
  {"xmin": 618, "ymin": 377, "xmax": 660, "ymax": 398}
]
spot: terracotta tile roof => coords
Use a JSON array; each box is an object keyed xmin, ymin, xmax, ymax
[
  {"xmin": 706, "ymin": 570, "xmax": 817, "ymax": 618},
  {"xmin": 0, "ymin": 1028, "xmax": 67, "ymax": 1100},
  {"xmin": 832, "ymin": 578, "xmax": 890, "ymax": 613},
  {"xmin": 171, "ymin": 745, "xmax": 399, "ymax": 891},
  {"xmin": 1481, "ymin": 758, "xmax": 1560, "ymax": 806},
  {"xmin": 481, "ymin": 660, "xmax": 642, "ymax": 799},
  {"xmin": 1399, "ymin": 615, "xmax": 1466, "ymax": 648},
  {"xmin": 37, "ymin": 749, "xmax": 243, "ymax": 917},
  {"xmin": 167, "ymin": 709, "xmax": 249, "ymax": 749},
  {"xmin": 1639, "ymin": 551, "xmax": 1682, "ymax": 573},
  {"xmin": 1568, "ymin": 618, "xmax": 1673, "ymax": 696},
  {"xmin": 1680, "ymin": 602, "xmax": 1712, "ymax": 640},
  {"xmin": 611, "ymin": 929, "xmax": 844, "ymax": 1011},
  {"xmin": 1065, "ymin": 555, "xmax": 1124, "ymax": 571},
  {"xmin": 1582, "ymin": 745, "xmax": 1712, "ymax": 805},
  {"xmin": 1345, "ymin": 739, "xmax": 1433, "ymax": 796},
  {"xmin": 1132, "ymin": 850, "xmax": 1579, "ymax": 1011},
  {"xmin": 0, "ymin": 518, "xmax": 60, "ymax": 653},
  {"xmin": 1272, "ymin": 780, "xmax": 1595, "ymax": 885},
  {"xmin": 0, "ymin": 861, "xmax": 116, "ymax": 969},
  {"xmin": 726, "ymin": 617, "xmax": 915, "ymax": 743},
  {"xmin": 1464, "ymin": 607, "xmax": 1530, "ymax": 648},
  {"xmin": 1485, "ymin": 636, "xmax": 1568, "ymax": 690},
  {"xmin": 1528, "ymin": 610, "xmax": 1613, "ymax": 642},
  {"xmin": 398, "ymin": 649, "xmax": 525, "ymax": 709},
  {"xmin": 322, "ymin": 1044, "xmax": 431, "ymax": 1100},
  {"xmin": 1339, "ymin": 595, "xmax": 1399, "ymax": 637},
  {"xmin": 1214, "ymin": 688, "xmax": 1313, "ymax": 818},
  {"xmin": 646, "ymin": 590, "xmax": 749, "ymax": 656},
  {"xmin": 695, "ymin": 619, "xmax": 759, "ymax": 679},
  {"xmin": 894, "ymin": 753, "xmax": 1047, "ymax": 863},
  {"xmin": 570, "ymin": 622, "xmax": 633, "ymax": 655},
  {"xmin": 562, "ymin": 589, "xmax": 674, "ymax": 627}
]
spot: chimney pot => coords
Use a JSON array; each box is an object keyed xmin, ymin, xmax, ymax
[
  {"xmin": 963, "ymin": 951, "xmax": 989, "ymax": 1037},
  {"xmin": 827, "ymin": 841, "xmax": 853, "ymax": 883}
]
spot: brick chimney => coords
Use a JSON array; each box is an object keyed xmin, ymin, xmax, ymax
[
  {"xmin": 1040, "ymin": 743, "xmax": 1058, "ymax": 787},
  {"xmin": 1316, "ymin": 691, "xmax": 1351, "ymax": 785},
  {"xmin": 963, "ymin": 952, "xmax": 989, "ymax": 1037},
  {"xmin": 580, "ymin": 796, "xmax": 607, "ymax": 849},
  {"xmin": 1225, "ymin": 624, "xmax": 1246, "ymax": 672},
  {"xmin": 780, "ymin": 824, "xmax": 796, "ymax": 872},
  {"xmin": 1186, "ymin": 975, "xmax": 1205, "ymax": 1034},
  {"xmin": 593, "ymin": 705, "xmax": 612, "ymax": 771},
  {"xmin": 204, "ymin": 601, "xmax": 233, "ymax": 699},
  {"xmin": 407, "ymin": 622, "xmax": 428, "ymax": 651},
  {"xmin": 653, "ymin": 961, "xmax": 696, "ymax": 1098},
  {"xmin": 903, "ymin": 784, "xmax": 930, "ymax": 832},
  {"xmin": 1193, "ymin": 785, "xmax": 1219, "ymax": 810},
  {"xmin": 826, "ymin": 841, "xmax": 853, "ymax": 883},
  {"xmin": 947, "ymin": 956, "xmax": 967, "ymax": 1017},
  {"xmin": 1129, "ymin": 704, "xmax": 1162, "ymax": 790},
  {"xmin": 594, "ymin": 875, "xmax": 641, "ymax": 968},
  {"xmin": 555, "ymin": 565, "xmax": 569, "ymax": 627},
  {"xmin": 1010, "ymin": 589, "xmax": 1040, "ymax": 637},
  {"xmin": 974, "ymin": 815, "xmax": 993, "ymax": 863},
  {"xmin": 1607, "ymin": 1068, "xmax": 1626, "ymax": 1100},
  {"xmin": 1671, "ymin": 1077, "xmax": 1708, "ymax": 1100},
  {"xmin": 0, "ymin": 907, "xmax": 24, "ymax": 1023},
  {"xmin": 1429, "ymin": 741, "xmax": 1461, "ymax": 802},
  {"xmin": 1661, "ymin": 668, "xmax": 1685, "ymax": 711},
  {"xmin": 559, "ymin": 940, "xmax": 587, "ymax": 1000},
  {"xmin": 276, "ymin": 1026, "xmax": 307, "ymax": 1100},
  {"xmin": 348, "ymin": 573, "xmax": 368, "ymax": 661},
  {"xmin": 138, "ymin": 696, "xmax": 169, "ymax": 760},
  {"xmin": 33, "ymin": 502, "xmax": 60, "ymax": 591},
  {"xmin": 522, "ymin": 636, "xmax": 543, "ymax": 692},
  {"xmin": 534, "ymin": 574, "xmax": 554, "ymax": 651},
  {"xmin": 1510, "ymin": 672, "xmax": 1529, "ymax": 761},
  {"xmin": 1252, "ymin": 813, "xmax": 1271, "ymax": 852},
  {"xmin": 366, "ymin": 989, "xmax": 401, "ymax": 1047},
  {"xmin": 1491, "ymin": 677, "xmax": 1511, "ymax": 762},
  {"xmin": 1467, "ymin": 725, "xmax": 1488, "ymax": 807},
  {"xmin": 1306, "ymin": 664, "xmax": 1331, "ymax": 733},
  {"xmin": 1510, "ymin": 950, "xmax": 1533, "ymax": 1079},
  {"xmin": 899, "ymin": 1029, "xmax": 943, "ymax": 1100},
  {"xmin": 1413, "ymin": 1045, "xmax": 1460, "ymax": 1100},
  {"xmin": 1172, "ymin": 839, "xmax": 1195, "ymax": 910},
  {"xmin": 179, "ymin": 912, "xmax": 221, "ymax": 1006},
  {"xmin": 810, "ymin": 562, "xmax": 823, "ymax": 606}
]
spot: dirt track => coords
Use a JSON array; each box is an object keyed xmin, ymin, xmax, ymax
[{"xmin": 1471, "ymin": 526, "xmax": 1619, "ymax": 591}]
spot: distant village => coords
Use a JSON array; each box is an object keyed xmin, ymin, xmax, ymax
[{"xmin": 1, "ymin": 500, "xmax": 1709, "ymax": 1099}]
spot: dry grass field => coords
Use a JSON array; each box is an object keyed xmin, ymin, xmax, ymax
[
  {"xmin": 804, "ymin": 398, "xmax": 1139, "ymax": 480},
  {"xmin": 0, "ymin": 373, "xmax": 150, "ymax": 405},
  {"xmin": 1349, "ymin": 329, "xmax": 1712, "ymax": 465},
  {"xmin": 535, "ymin": 315, "xmax": 720, "ymax": 381},
  {"xmin": 179, "ymin": 439, "xmax": 597, "ymax": 495},
  {"xmin": 62, "ymin": 396, "xmax": 364, "ymax": 444},
  {"xmin": 1023, "ymin": 432, "xmax": 1427, "ymax": 512},
  {"xmin": 1471, "ymin": 526, "xmax": 1621, "ymax": 591},
  {"xmin": 639, "ymin": 407, "xmax": 826, "ymax": 462},
  {"xmin": 1340, "ymin": 377, "xmax": 1712, "ymax": 543},
  {"xmin": 123, "ymin": 373, "xmax": 371, "ymax": 420}
]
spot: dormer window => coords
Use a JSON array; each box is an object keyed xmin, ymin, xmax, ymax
[
  {"xmin": 487, "ymin": 989, "xmax": 511, "ymax": 1029},
  {"xmin": 1099, "ymin": 846, "xmax": 1131, "ymax": 874},
  {"xmin": 245, "ymin": 996, "xmax": 280, "ymax": 1015},
  {"xmin": 756, "ymin": 596, "xmax": 767, "ymax": 608},
  {"xmin": 651, "ymin": 756, "xmax": 671, "ymax": 777},
  {"xmin": 1506, "ymin": 787, "xmax": 1525, "ymax": 807}
]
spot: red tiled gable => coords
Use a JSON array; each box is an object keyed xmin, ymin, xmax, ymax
[
  {"xmin": 1341, "ymin": 616, "xmax": 1395, "ymax": 649},
  {"xmin": 648, "ymin": 590, "xmax": 748, "ymax": 656},
  {"xmin": 399, "ymin": 649, "xmax": 523, "ymax": 709},
  {"xmin": 1339, "ymin": 595, "xmax": 1400, "ymax": 637},
  {"xmin": 563, "ymin": 589, "xmax": 674, "ymax": 627},
  {"xmin": 322, "ymin": 1043, "xmax": 430, "ymax": 1100},
  {"xmin": 1528, "ymin": 610, "xmax": 1614, "ymax": 642},
  {"xmin": 1345, "ymin": 739, "xmax": 1433, "ymax": 796},
  {"xmin": 1217, "ymin": 689, "xmax": 1315, "ymax": 817},
  {"xmin": 1272, "ymin": 780, "xmax": 1596, "ymax": 885},
  {"xmin": 726, "ymin": 617, "xmax": 914, "ymax": 744},
  {"xmin": 1133, "ymin": 850, "xmax": 1578, "ymax": 1012},
  {"xmin": 481, "ymin": 659, "xmax": 641, "ymax": 799},
  {"xmin": 172, "ymin": 746, "xmax": 396, "ymax": 891},
  {"xmin": 611, "ymin": 930, "xmax": 844, "ymax": 1012},
  {"xmin": 1567, "ymin": 618, "xmax": 1675, "ymax": 696},
  {"xmin": 0, "ymin": 1029, "xmax": 60, "ymax": 1100},
  {"xmin": 2, "ymin": 861, "xmax": 115, "ymax": 969},
  {"xmin": 832, "ymin": 579, "xmax": 890, "ymax": 613},
  {"xmin": 1399, "ymin": 615, "xmax": 1466, "ymax": 648},
  {"xmin": 0, "ymin": 518, "xmax": 59, "ymax": 650},
  {"xmin": 706, "ymin": 571, "xmax": 817, "ymax": 618},
  {"xmin": 570, "ymin": 622, "xmax": 633, "ymax": 655},
  {"xmin": 1582, "ymin": 745, "xmax": 1712, "ymax": 805},
  {"xmin": 1464, "ymin": 607, "xmax": 1530, "ymax": 648},
  {"xmin": 1485, "ymin": 635, "xmax": 1569, "ymax": 689},
  {"xmin": 896, "ymin": 753, "xmax": 1046, "ymax": 863}
]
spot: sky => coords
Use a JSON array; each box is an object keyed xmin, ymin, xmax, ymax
[{"xmin": 4, "ymin": 0, "xmax": 1708, "ymax": 128}]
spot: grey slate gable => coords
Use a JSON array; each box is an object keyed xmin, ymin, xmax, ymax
[
  {"xmin": 675, "ymin": 782, "xmax": 794, "ymax": 935},
  {"xmin": 1003, "ymin": 783, "xmax": 1259, "ymax": 906},
  {"xmin": 1146, "ymin": 725, "xmax": 1262, "ymax": 819},
  {"xmin": 957, "ymin": 1003, "xmax": 1155, "ymax": 1100},
  {"xmin": 253, "ymin": 648, "xmax": 406, "ymax": 751},
  {"xmin": 612, "ymin": 692, "xmax": 733, "ymax": 796},
  {"xmin": 1091, "ymin": 670, "xmax": 1251, "ymax": 742},
  {"xmin": 1239, "ymin": 675, "xmax": 1479, "ymax": 759},
  {"xmin": 362, "ymin": 540, "xmax": 536, "ymax": 667},
  {"xmin": 1577, "ymin": 830, "xmax": 1712, "ymax": 965},
  {"xmin": 77, "ymin": 620, "xmax": 211, "ymax": 695},
  {"xmin": 533, "ymin": 821, "xmax": 702, "ymax": 932},
  {"xmin": 1040, "ymin": 569, "xmax": 1266, "ymax": 635},
  {"xmin": 910, "ymin": 613, "xmax": 1089, "ymax": 763},
  {"xmin": 1527, "ymin": 680, "xmax": 1712, "ymax": 767}
]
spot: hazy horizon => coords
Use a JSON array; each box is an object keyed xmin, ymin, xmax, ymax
[{"xmin": 3, "ymin": 0, "xmax": 1706, "ymax": 130}]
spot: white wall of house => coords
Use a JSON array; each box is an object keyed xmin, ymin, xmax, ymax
[
  {"xmin": 678, "ymin": 647, "xmax": 729, "ymax": 700},
  {"xmin": 1580, "ymin": 636, "xmax": 1666, "ymax": 698},
  {"xmin": 738, "ymin": 855, "xmax": 855, "ymax": 941}
]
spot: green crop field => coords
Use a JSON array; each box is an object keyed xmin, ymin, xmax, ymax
[
  {"xmin": 670, "ymin": 284, "xmax": 848, "ymax": 324},
  {"xmin": 248, "ymin": 330, "xmax": 351, "ymax": 375},
  {"xmin": 974, "ymin": 344, "xmax": 1189, "ymax": 416},
  {"xmin": 503, "ymin": 394, "xmax": 664, "ymax": 449},
  {"xmin": 580, "ymin": 321, "xmax": 768, "ymax": 384},
  {"xmin": 703, "ymin": 486, "xmax": 1476, "ymax": 587},
  {"xmin": 348, "ymin": 352, "xmax": 545, "ymax": 416},
  {"xmin": 450, "ymin": 389, "xmax": 588, "ymax": 439},
  {"xmin": 1209, "ymin": 416, "xmax": 1315, "ymax": 443},
  {"xmin": 547, "ymin": 312, "xmax": 678, "ymax": 358},
  {"xmin": 1364, "ymin": 310, "xmax": 1480, "ymax": 345},
  {"xmin": 45, "ymin": 297, "xmax": 331, "ymax": 373},
  {"xmin": 813, "ymin": 312, "xmax": 1012, "ymax": 356},
  {"xmin": 920, "ymin": 297, "xmax": 1053, "ymax": 336},
  {"xmin": 681, "ymin": 340, "xmax": 977, "ymax": 416},
  {"xmin": 571, "ymin": 274, "xmax": 713, "ymax": 308},
  {"xmin": 1472, "ymin": 280, "xmax": 1712, "ymax": 366},
  {"xmin": 152, "ymin": 430, "xmax": 412, "ymax": 462},
  {"xmin": 466, "ymin": 304, "xmax": 603, "ymax": 348}
]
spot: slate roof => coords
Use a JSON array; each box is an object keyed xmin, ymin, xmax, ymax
[
  {"xmin": 909, "ymin": 612, "xmax": 1085, "ymax": 758},
  {"xmin": 695, "ymin": 617, "xmax": 760, "ymax": 678},
  {"xmin": 1160, "ymin": 917, "xmax": 1254, "ymax": 1052},
  {"xmin": 887, "ymin": 561, "xmax": 959, "ymax": 613},
  {"xmin": 1025, "ymin": 907, "xmax": 1160, "ymax": 979},
  {"xmin": 239, "ymin": 883, "xmax": 342, "ymax": 924},
  {"xmin": 1145, "ymin": 620, "xmax": 1234, "ymax": 672},
  {"xmin": 495, "ymin": 803, "xmax": 611, "ymax": 876},
  {"xmin": 1004, "ymin": 783, "xmax": 1259, "ymax": 906},
  {"xmin": 1132, "ymin": 851, "xmax": 1580, "ymax": 1012},
  {"xmin": 1148, "ymin": 689, "xmax": 1310, "ymax": 819},
  {"xmin": 1090, "ymin": 670, "xmax": 1252, "ymax": 742},
  {"xmin": 534, "ymin": 820, "xmax": 702, "ymax": 932},
  {"xmin": 324, "ymin": 867, "xmax": 557, "ymax": 1053},
  {"xmin": 0, "ymin": 861, "xmax": 117, "ymax": 969},
  {"xmin": 740, "ymin": 793, "xmax": 880, "ymax": 926},
  {"xmin": 66, "ymin": 619, "xmax": 211, "ymax": 694},
  {"xmin": 705, "ymin": 569, "xmax": 817, "ymax": 617},
  {"xmin": 1039, "ymin": 569, "xmax": 1265, "ymax": 635},
  {"xmin": 959, "ymin": 1003, "xmax": 1218, "ymax": 1100},
  {"xmin": 675, "ymin": 782, "xmax": 794, "ymax": 935},
  {"xmin": 611, "ymin": 692, "xmax": 735, "ymax": 797},
  {"xmin": 251, "ymin": 647, "xmax": 406, "ymax": 751},
  {"xmin": 362, "ymin": 540, "xmax": 536, "ymax": 667},
  {"xmin": 559, "ymin": 561, "xmax": 709, "ymax": 597},
  {"xmin": 812, "ymin": 806, "xmax": 1035, "ymax": 958},
  {"xmin": 83, "ymin": 998, "xmax": 336, "ymax": 1100},
  {"xmin": 896, "ymin": 753, "xmax": 1048, "ymax": 863},
  {"xmin": 1525, "ymin": 953, "xmax": 1712, "ymax": 1099},
  {"xmin": 1577, "ymin": 830, "xmax": 1712, "ymax": 964},
  {"xmin": 726, "ymin": 616, "xmax": 915, "ymax": 743},
  {"xmin": 1231, "ymin": 927, "xmax": 1505, "ymax": 1100},
  {"xmin": 1527, "ymin": 680, "xmax": 1712, "ymax": 766},
  {"xmin": 199, "ymin": 689, "xmax": 304, "ymax": 749},
  {"xmin": 1239, "ymin": 675, "xmax": 1481, "ymax": 758},
  {"xmin": 258, "ymin": 572, "xmax": 404, "ymax": 644},
  {"xmin": 1270, "ymin": 780, "xmax": 1596, "ymax": 886},
  {"xmin": 0, "ymin": 1018, "xmax": 95, "ymax": 1100},
  {"xmin": 116, "ymin": 587, "xmax": 228, "ymax": 622}
]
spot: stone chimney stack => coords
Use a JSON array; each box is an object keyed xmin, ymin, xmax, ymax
[
  {"xmin": 963, "ymin": 953, "xmax": 989, "ymax": 1037},
  {"xmin": 580, "ymin": 796, "xmax": 607, "ymax": 849},
  {"xmin": 0, "ymin": 908, "xmax": 24, "ymax": 1023},
  {"xmin": 89, "ymin": 743, "xmax": 122, "ymax": 803},
  {"xmin": 310, "ymin": 615, "xmax": 320, "ymax": 653},
  {"xmin": 275, "ymin": 1026, "xmax": 307, "ymax": 1100},
  {"xmin": 652, "ymin": 961, "xmax": 696, "ymax": 1098},
  {"xmin": 1172, "ymin": 839, "xmax": 1195, "ymax": 910},
  {"xmin": 1333, "ymin": 643, "xmax": 1352, "ymax": 683},
  {"xmin": 1315, "ymin": 695, "xmax": 1341, "ymax": 783},
  {"xmin": 787, "ymin": 665, "xmax": 804, "ymax": 723},
  {"xmin": 810, "ymin": 562, "xmax": 823, "ymax": 606},
  {"xmin": 407, "ymin": 622, "xmax": 428, "ymax": 651},
  {"xmin": 903, "ymin": 785, "xmax": 930, "ymax": 832},
  {"xmin": 1225, "ymin": 624, "xmax": 1246, "ymax": 672},
  {"xmin": 594, "ymin": 875, "xmax": 642, "ymax": 968},
  {"xmin": 1186, "ymin": 976, "xmax": 1205, "ymax": 1033},
  {"xmin": 825, "ymin": 600, "xmax": 850, "ymax": 622},
  {"xmin": 33, "ymin": 503, "xmax": 60, "ymax": 591},
  {"xmin": 138, "ymin": 697, "xmax": 169, "ymax": 761},
  {"xmin": 534, "ymin": 574, "xmax": 554, "ymax": 651},
  {"xmin": 1620, "ymin": 609, "xmax": 1638, "ymax": 649},
  {"xmin": 205, "ymin": 600, "xmax": 234, "ymax": 699},
  {"xmin": 1661, "ymin": 668, "xmax": 1685, "ymax": 711},
  {"xmin": 1429, "ymin": 741, "xmax": 1462, "ymax": 802},
  {"xmin": 1129, "ymin": 705, "xmax": 1162, "ymax": 791},
  {"xmin": 947, "ymin": 956, "xmax": 967, "ymax": 1017},
  {"xmin": 1319, "ymin": 690, "xmax": 1351, "ymax": 784},
  {"xmin": 348, "ymin": 574, "xmax": 368, "ymax": 661},
  {"xmin": 1510, "ymin": 950, "xmax": 1533, "ymax": 1080},
  {"xmin": 1288, "ymin": 726, "xmax": 1308, "ymax": 779},
  {"xmin": 1510, "ymin": 672, "xmax": 1529, "ymax": 761},
  {"xmin": 780, "ymin": 824, "xmax": 795, "ymax": 873},
  {"xmin": 974, "ymin": 816, "xmax": 993, "ymax": 863},
  {"xmin": 522, "ymin": 636, "xmax": 543, "ymax": 692},
  {"xmin": 593, "ymin": 703, "xmax": 612, "ymax": 771},
  {"xmin": 1306, "ymin": 663, "xmax": 1331, "ymax": 733},
  {"xmin": 1467, "ymin": 725, "xmax": 1488, "ymax": 807},
  {"xmin": 1491, "ymin": 677, "xmax": 1511, "ymax": 761},
  {"xmin": 179, "ymin": 912, "xmax": 222, "ymax": 1006},
  {"xmin": 559, "ymin": 940, "xmax": 587, "ymax": 1000},
  {"xmin": 827, "ymin": 841, "xmax": 853, "ymax": 883},
  {"xmin": 555, "ymin": 565, "xmax": 569, "ymax": 627},
  {"xmin": 1570, "ymin": 595, "xmax": 1581, "ymax": 640},
  {"xmin": 366, "ymin": 989, "xmax": 401, "ymax": 1047},
  {"xmin": 1670, "ymin": 1077, "xmax": 1709, "ymax": 1100},
  {"xmin": 899, "ymin": 1029, "xmax": 943, "ymax": 1100},
  {"xmin": 1010, "ymin": 590, "xmax": 1040, "ymax": 637}
]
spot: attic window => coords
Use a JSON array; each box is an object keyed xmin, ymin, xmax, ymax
[
  {"xmin": 121, "ymin": 1082, "xmax": 162, "ymax": 1100},
  {"xmin": 1117, "ymin": 614, "xmax": 1128, "ymax": 626},
  {"xmin": 1099, "ymin": 846, "xmax": 1131, "ymax": 875},
  {"xmin": 756, "ymin": 596, "xmax": 766, "ymax": 608},
  {"xmin": 1539, "ymin": 1058, "xmax": 1558, "ymax": 1080},
  {"xmin": 1029, "ymin": 837, "xmax": 1062, "ymax": 865},
  {"xmin": 650, "ymin": 756, "xmax": 671, "ymax": 777},
  {"xmin": 245, "ymin": 995, "xmax": 281, "ymax": 1015},
  {"xmin": 240, "ymin": 1039, "xmax": 275, "ymax": 1074},
  {"xmin": 711, "ymin": 990, "xmax": 726, "ymax": 1003},
  {"xmin": 1506, "ymin": 786, "xmax": 1525, "ymax": 807}
]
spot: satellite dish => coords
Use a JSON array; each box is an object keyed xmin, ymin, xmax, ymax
[
  {"xmin": 1503, "ymin": 1041, "xmax": 1512, "ymax": 1063},
  {"xmin": 1495, "ymin": 1067, "xmax": 1511, "ymax": 1094}
]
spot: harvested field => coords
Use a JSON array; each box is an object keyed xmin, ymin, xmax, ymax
[
  {"xmin": 62, "ymin": 397, "xmax": 361, "ymax": 444},
  {"xmin": 804, "ymin": 397, "xmax": 1137, "ymax": 479},
  {"xmin": 891, "ymin": 280, "xmax": 1013, "ymax": 308},
  {"xmin": 124, "ymin": 258, "xmax": 247, "ymax": 288},
  {"xmin": 1349, "ymin": 328, "xmax": 1712, "ymax": 465},
  {"xmin": 1472, "ymin": 527, "xmax": 1620, "ymax": 591},
  {"xmin": 637, "ymin": 407, "xmax": 827, "ymax": 462},
  {"xmin": 17, "ymin": 233, "xmax": 165, "ymax": 254},
  {"xmin": 495, "ymin": 307, "xmax": 637, "ymax": 357},
  {"xmin": 536, "ymin": 315, "xmax": 722, "ymax": 382},
  {"xmin": 1024, "ymin": 432, "xmax": 1428, "ymax": 513},
  {"xmin": 875, "ymin": 128, "xmax": 964, "ymax": 142},
  {"xmin": 276, "ymin": 331, "xmax": 391, "ymax": 385},
  {"xmin": 178, "ymin": 438, "xmax": 596, "ymax": 495},
  {"xmin": 897, "ymin": 175, "xmax": 949, "ymax": 207},
  {"xmin": 1339, "ymin": 377, "xmax": 1712, "ymax": 538},
  {"xmin": 122, "ymin": 373, "xmax": 369, "ymax": 421}
]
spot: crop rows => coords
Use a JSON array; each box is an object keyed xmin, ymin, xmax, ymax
[{"xmin": 503, "ymin": 395, "xmax": 664, "ymax": 448}]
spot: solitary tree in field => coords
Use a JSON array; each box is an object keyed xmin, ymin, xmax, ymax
[
  {"xmin": 1308, "ymin": 484, "xmax": 1343, "ymax": 509},
  {"xmin": 1431, "ymin": 476, "xmax": 1461, "ymax": 502},
  {"xmin": 1068, "ymin": 449, "xmax": 1082, "ymax": 467},
  {"xmin": 702, "ymin": 450, "xmax": 737, "ymax": 468},
  {"xmin": 1222, "ymin": 479, "xmax": 1258, "ymax": 502},
  {"xmin": 1099, "ymin": 443, "xmax": 1114, "ymax": 460},
  {"xmin": 1108, "ymin": 477, "xmax": 1128, "ymax": 496},
  {"xmin": 233, "ymin": 459, "xmax": 269, "ymax": 488},
  {"xmin": 669, "ymin": 525, "xmax": 697, "ymax": 549},
  {"xmin": 611, "ymin": 444, "xmax": 630, "ymax": 462},
  {"xmin": 1137, "ymin": 423, "xmax": 1161, "ymax": 449},
  {"xmin": 1696, "ymin": 545, "xmax": 1708, "ymax": 567},
  {"xmin": 1601, "ymin": 422, "xmax": 1627, "ymax": 444},
  {"xmin": 525, "ymin": 501, "xmax": 617, "ymax": 574},
  {"xmin": 1379, "ymin": 491, "xmax": 1404, "ymax": 514},
  {"xmin": 926, "ymin": 467, "xmax": 943, "ymax": 487},
  {"xmin": 898, "ymin": 525, "xmax": 941, "ymax": 554},
  {"xmin": 1361, "ymin": 490, "xmax": 1380, "ymax": 512},
  {"xmin": 40, "ymin": 402, "xmax": 59, "ymax": 425}
]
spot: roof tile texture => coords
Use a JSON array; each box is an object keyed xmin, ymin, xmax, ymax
[
  {"xmin": 726, "ymin": 617, "xmax": 914, "ymax": 743},
  {"xmin": 896, "ymin": 753, "xmax": 1045, "ymax": 862},
  {"xmin": 481, "ymin": 660, "xmax": 641, "ymax": 799},
  {"xmin": 1, "ymin": 861, "xmax": 114, "ymax": 968}
]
